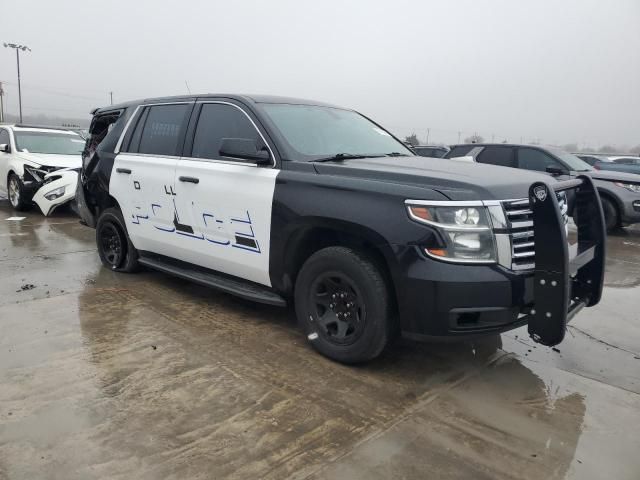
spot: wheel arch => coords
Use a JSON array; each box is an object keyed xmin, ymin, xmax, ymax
[
  {"xmin": 596, "ymin": 187, "xmax": 622, "ymax": 225},
  {"xmin": 277, "ymin": 218, "xmax": 399, "ymax": 310}
]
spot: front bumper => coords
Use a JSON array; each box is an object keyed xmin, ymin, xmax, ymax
[
  {"xmin": 394, "ymin": 248, "xmax": 533, "ymax": 337},
  {"xmin": 618, "ymin": 190, "xmax": 640, "ymax": 224},
  {"xmin": 395, "ymin": 176, "xmax": 606, "ymax": 347},
  {"xmin": 31, "ymin": 169, "xmax": 79, "ymax": 216}
]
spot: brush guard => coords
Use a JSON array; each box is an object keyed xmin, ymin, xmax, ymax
[{"xmin": 526, "ymin": 175, "xmax": 606, "ymax": 346}]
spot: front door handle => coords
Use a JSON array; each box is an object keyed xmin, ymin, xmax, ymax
[
  {"xmin": 116, "ymin": 168, "xmax": 132, "ymax": 174},
  {"xmin": 179, "ymin": 176, "xmax": 199, "ymax": 184}
]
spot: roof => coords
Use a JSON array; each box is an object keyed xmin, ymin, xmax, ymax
[
  {"xmin": 93, "ymin": 94, "xmax": 342, "ymax": 114},
  {"xmin": 448, "ymin": 143, "xmax": 555, "ymax": 149}
]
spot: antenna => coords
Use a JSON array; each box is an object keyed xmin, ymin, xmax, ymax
[{"xmin": 185, "ymin": 80, "xmax": 192, "ymax": 94}]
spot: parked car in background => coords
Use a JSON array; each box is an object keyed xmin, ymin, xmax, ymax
[
  {"xmin": 0, "ymin": 124, "xmax": 84, "ymax": 215},
  {"xmin": 575, "ymin": 154, "xmax": 611, "ymax": 167},
  {"xmin": 445, "ymin": 144, "xmax": 640, "ymax": 231},
  {"xmin": 604, "ymin": 157, "xmax": 640, "ymax": 175},
  {"xmin": 413, "ymin": 145, "xmax": 449, "ymax": 158},
  {"xmin": 78, "ymin": 94, "xmax": 605, "ymax": 363},
  {"xmin": 576, "ymin": 154, "xmax": 640, "ymax": 175}
]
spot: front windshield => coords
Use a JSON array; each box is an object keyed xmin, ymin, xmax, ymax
[
  {"xmin": 14, "ymin": 131, "xmax": 85, "ymax": 155},
  {"xmin": 548, "ymin": 147, "xmax": 593, "ymax": 171},
  {"xmin": 260, "ymin": 104, "xmax": 413, "ymax": 160}
]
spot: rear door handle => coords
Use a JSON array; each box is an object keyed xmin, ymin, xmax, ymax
[
  {"xmin": 179, "ymin": 176, "xmax": 199, "ymax": 184},
  {"xmin": 116, "ymin": 168, "xmax": 132, "ymax": 174}
]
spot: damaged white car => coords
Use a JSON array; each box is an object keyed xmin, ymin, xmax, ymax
[{"xmin": 0, "ymin": 125, "xmax": 84, "ymax": 215}]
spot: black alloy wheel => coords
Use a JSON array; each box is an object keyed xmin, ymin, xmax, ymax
[{"xmin": 309, "ymin": 272, "xmax": 366, "ymax": 346}]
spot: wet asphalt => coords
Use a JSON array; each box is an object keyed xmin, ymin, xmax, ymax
[{"xmin": 0, "ymin": 199, "xmax": 639, "ymax": 480}]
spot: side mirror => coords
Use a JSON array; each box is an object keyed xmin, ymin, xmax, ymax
[
  {"xmin": 219, "ymin": 138, "xmax": 271, "ymax": 165},
  {"xmin": 0, "ymin": 143, "xmax": 10, "ymax": 153}
]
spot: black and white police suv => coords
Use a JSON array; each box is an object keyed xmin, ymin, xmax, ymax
[{"xmin": 78, "ymin": 95, "xmax": 606, "ymax": 363}]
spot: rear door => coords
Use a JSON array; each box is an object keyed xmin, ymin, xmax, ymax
[
  {"xmin": 172, "ymin": 101, "xmax": 279, "ymax": 286},
  {"xmin": 0, "ymin": 128, "xmax": 11, "ymax": 193},
  {"xmin": 110, "ymin": 102, "xmax": 193, "ymax": 256}
]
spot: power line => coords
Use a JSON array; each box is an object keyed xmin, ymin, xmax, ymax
[{"xmin": 0, "ymin": 80, "xmax": 104, "ymax": 102}]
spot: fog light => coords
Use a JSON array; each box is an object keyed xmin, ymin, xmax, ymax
[
  {"xmin": 633, "ymin": 200, "xmax": 640, "ymax": 211},
  {"xmin": 44, "ymin": 186, "xmax": 65, "ymax": 200}
]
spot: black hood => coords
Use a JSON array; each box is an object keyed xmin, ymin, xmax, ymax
[
  {"xmin": 583, "ymin": 169, "xmax": 640, "ymax": 183},
  {"xmin": 313, "ymin": 156, "xmax": 553, "ymax": 201}
]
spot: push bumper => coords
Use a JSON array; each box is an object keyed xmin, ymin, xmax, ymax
[
  {"xmin": 32, "ymin": 169, "xmax": 80, "ymax": 216},
  {"xmin": 397, "ymin": 175, "xmax": 606, "ymax": 347}
]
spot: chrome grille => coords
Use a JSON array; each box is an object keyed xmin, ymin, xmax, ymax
[{"xmin": 502, "ymin": 193, "xmax": 568, "ymax": 271}]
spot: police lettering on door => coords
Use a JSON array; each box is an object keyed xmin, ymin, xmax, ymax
[{"xmin": 129, "ymin": 183, "xmax": 261, "ymax": 254}]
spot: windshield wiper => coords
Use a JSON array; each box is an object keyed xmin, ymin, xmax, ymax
[
  {"xmin": 386, "ymin": 152, "xmax": 411, "ymax": 157},
  {"xmin": 312, "ymin": 153, "xmax": 372, "ymax": 163}
]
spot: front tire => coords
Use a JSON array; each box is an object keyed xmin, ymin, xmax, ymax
[
  {"xmin": 294, "ymin": 246, "xmax": 392, "ymax": 364},
  {"xmin": 601, "ymin": 197, "xmax": 620, "ymax": 232},
  {"xmin": 96, "ymin": 207, "xmax": 139, "ymax": 272},
  {"xmin": 7, "ymin": 173, "xmax": 30, "ymax": 211}
]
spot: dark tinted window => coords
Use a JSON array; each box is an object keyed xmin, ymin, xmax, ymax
[
  {"xmin": 0, "ymin": 129, "xmax": 10, "ymax": 146},
  {"xmin": 135, "ymin": 104, "xmax": 189, "ymax": 156},
  {"xmin": 191, "ymin": 103, "xmax": 262, "ymax": 160},
  {"xmin": 614, "ymin": 157, "xmax": 639, "ymax": 164},
  {"xmin": 446, "ymin": 145, "xmax": 474, "ymax": 158},
  {"xmin": 415, "ymin": 147, "xmax": 447, "ymax": 158},
  {"xmin": 476, "ymin": 146, "xmax": 515, "ymax": 167},
  {"xmin": 517, "ymin": 148, "xmax": 563, "ymax": 172}
]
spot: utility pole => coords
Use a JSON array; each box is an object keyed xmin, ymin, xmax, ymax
[
  {"xmin": 3, "ymin": 43, "xmax": 31, "ymax": 123},
  {"xmin": 109, "ymin": 91, "xmax": 113, "ymax": 105},
  {"xmin": 457, "ymin": 131, "xmax": 461, "ymax": 143},
  {"xmin": 426, "ymin": 128, "xmax": 430, "ymax": 144},
  {"xmin": 0, "ymin": 81, "xmax": 4, "ymax": 123}
]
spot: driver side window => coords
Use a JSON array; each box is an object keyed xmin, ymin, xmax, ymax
[{"xmin": 517, "ymin": 148, "xmax": 563, "ymax": 172}]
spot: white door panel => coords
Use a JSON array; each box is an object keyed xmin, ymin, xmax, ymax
[
  {"xmin": 173, "ymin": 159, "xmax": 278, "ymax": 286},
  {"xmin": 109, "ymin": 153, "xmax": 181, "ymax": 257}
]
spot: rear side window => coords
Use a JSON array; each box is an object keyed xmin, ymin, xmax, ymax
[
  {"xmin": 517, "ymin": 148, "xmax": 562, "ymax": 172},
  {"xmin": 131, "ymin": 104, "xmax": 190, "ymax": 156},
  {"xmin": 476, "ymin": 146, "xmax": 515, "ymax": 167},
  {"xmin": 446, "ymin": 145, "xmax": 474, "ymax": 158},
  {"xmin": 190, "ymin": 103, "xmax": 263, "ymax": 160}
]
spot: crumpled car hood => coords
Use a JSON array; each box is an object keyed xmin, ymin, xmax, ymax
[{"xmin": 17, "ymin": 152, "xmax": 82, "ymax": 169}]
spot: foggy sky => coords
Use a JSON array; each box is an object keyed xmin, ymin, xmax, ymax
[{"xmin": 1, "ymin": 0, "xmax": 639, "ymax": 148}]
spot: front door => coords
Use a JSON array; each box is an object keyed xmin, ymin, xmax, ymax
[
  {"xmin": 109, "ymin": 102, "xmax": 193, "ymax": 257},
  {"xmin": 172, "ymin": 102, "xmax": 279, "ymax": 286}
]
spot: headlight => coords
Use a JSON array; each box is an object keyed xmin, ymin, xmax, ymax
[
  {"xmin": 614, "ymin": 182, "xmax": 640, "ymax": 193},
  {"xmin": 44, "ymin": 186, "xmax": 66, "ymax": 200},
  {"xmin": 407, "ymin": 203, "xmax": 496, "ymax": 263}
]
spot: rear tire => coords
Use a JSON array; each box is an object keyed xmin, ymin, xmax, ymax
[
  {"xmin": 96, "ymin": 207, "xmax": 139, "ymax": 272},
  {"xmin": 7, "ymin": 173, "xmax": 30, "ymax": 211},
  {"xmin": 294, "ymin": 246, "xmax": 392, "ymax": 364}
]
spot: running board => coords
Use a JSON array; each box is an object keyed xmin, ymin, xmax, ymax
[{"xmin": 138, "ymin": 254, "xmax": 287, "ymax": 307}]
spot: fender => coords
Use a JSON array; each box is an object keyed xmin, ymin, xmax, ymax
[{"xmin": 269, "ymin": 166, "xmax": 449, "ymax": 294}]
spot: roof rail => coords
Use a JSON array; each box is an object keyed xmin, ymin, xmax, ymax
[{"xmin": 13, "ymin": 123, "xmax": 85, "ymax": 131}]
